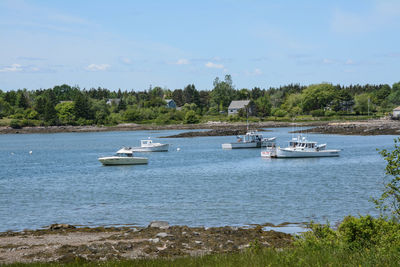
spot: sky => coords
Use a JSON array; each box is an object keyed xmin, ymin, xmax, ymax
[{"xmin": 0, "ymin": 0, "xmax": 399, "ymax": 91}]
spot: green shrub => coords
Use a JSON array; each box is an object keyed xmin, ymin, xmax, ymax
[
  {"xmin": 184, "ymin": 110, "xmax": 200, "ymax": 124},
  {"xmin": 325, "ymin": 110, "xmax": 336, "ymax": 116},
  {"xmin": 10, "ymin": 119, "xmax": 22, "ymax": 129},
  {"xmin": 228, "ymin": 115, "xmax": 240, "ymax": 122},
  {"xmin": 310, "ymin": 109, "xmax": 325, "ymax": 117},
  {"xmin": 21, "ymin": 119, "xmax": 35, "ymax": 127},
  {"xmin": 273, "ymin": 108, "xmax": 287, "ymax": 117}
]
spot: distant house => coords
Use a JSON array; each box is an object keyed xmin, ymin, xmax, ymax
[
  {"xmin": 165, "ymin": 99, "xmax": 176, "ymax": 109},
  {"xmin": 228, "ymin": 100, "xmax": 255, "ymax": 116},
  {"xmin": 393, "ymin": 106, "xmax": 400, "ymax": 119},
  {"xmin": 106, "ymin": 98, "xmax": 121, "ymax": 105},
  {"xmin": 59, "ymin": 100, "xmax": 73, "ymax": 104}
]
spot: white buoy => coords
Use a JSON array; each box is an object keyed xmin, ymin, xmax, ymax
[
  {"xmin": 177, "ymin": 147, "xmax": 181, "ymax": 151},
  {"xmin": 29, "ymin": 151, "xmax": 33, "ymax": 154},
  {"xmin": 11, "ymin": 152, "xmax": 14, "ymax": 155}
]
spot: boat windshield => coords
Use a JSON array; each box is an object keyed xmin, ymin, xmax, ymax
[{"xmin": 116, "ymin": 153, "xmax": 133, "ymax": 157}]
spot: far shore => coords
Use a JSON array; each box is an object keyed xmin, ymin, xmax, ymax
[
  {"xmin": 0, "ymin": 121, "xmax": 326, "ymax": 135},
  {"xmin": 1, "ymin": 119, "xmax": 400, "ymax": 136}
]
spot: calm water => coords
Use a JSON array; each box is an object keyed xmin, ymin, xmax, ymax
[{"xmin": 0, "ymin": 128, "xmax": 396, "ymax": 232}]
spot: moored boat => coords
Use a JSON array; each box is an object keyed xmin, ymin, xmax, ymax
[
  {"xmin": 222, "ymin": 131, "xmax": 275, "ymax": 149},
  {"xmin": 273, "ymin": 136, "xmax": 340, "ymax": 158},
  {"xmin": 98, "ymin": 147, "xmax": 148, "ymax": 165},
  {"xmin": 131, "ymin": 139, "xmax": 169, "ymax": 152}
]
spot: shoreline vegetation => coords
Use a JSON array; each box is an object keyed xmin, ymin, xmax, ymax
[{"xmin": 2, "ymin": 79, "xmax": 400, "ymax": 135}]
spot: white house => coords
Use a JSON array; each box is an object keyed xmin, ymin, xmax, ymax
[
  {"xmin": 106, "ymin": 98, "xmax": 121, "ymax": 105},
  {"xmin": 393, "ymin": 106, "xmax": 400, "ymax": 119},
  {"xmin": 228, "ymin": 100, "xmax": 251, "ymax": 115}
]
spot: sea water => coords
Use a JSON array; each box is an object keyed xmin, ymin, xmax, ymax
[{"xmin": 0, "ymin": 128, "xmax": 395, "ymax": 232}]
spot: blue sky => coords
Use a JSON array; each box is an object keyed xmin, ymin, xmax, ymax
[{"xmin": 0, "ymin": 0, "xmax": 399, "ymax": 91}]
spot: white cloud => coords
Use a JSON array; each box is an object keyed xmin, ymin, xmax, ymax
[
  {"xmin": 0, "ymin": 64, "xmax": 23, "ymax": 72},
  {"xmin": 205, "ymin": 62, "xmax": 224, "ymax": 69},
  {"xmin": 176, "ymin": 59, "xmax": 189, "ymax": 65},
  {"xmin": 345, "ymin": 59, "xmax": 354, "ymax": 65},
  {"xmin": 86, "ymin": 64, "xmax": 110, "ymax": 71}
]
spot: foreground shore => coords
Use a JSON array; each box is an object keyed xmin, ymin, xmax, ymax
[{"xmin": 0, "ymin": 223, "xmax": 293, "ymax": 264}]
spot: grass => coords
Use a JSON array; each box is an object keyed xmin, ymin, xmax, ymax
[
  {"xmin": 0, "ymin": 118, "xmax": 12, "ymax": 126},
  {"xmin": 4, "ymin": 246, "xmax": 400, "ymax": 267}
]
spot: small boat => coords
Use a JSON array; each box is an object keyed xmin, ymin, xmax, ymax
[
  {"xmin": 260, "ymin": 138, "xmax": 277, "ymax": 158},
  {"xmin": 222, "ymin": 131, "xmax": 275, "ymax": 149},
  {"xmin": 131, "ymin": 139, "xmax": 169, "ymax": 152},
  {"xmin": 269, "ymin": 136, "xmax": 340, "ymax": 158},
  {"xmin": 98, "ymin": 147, "xmax": 148, "ymax": 165}
]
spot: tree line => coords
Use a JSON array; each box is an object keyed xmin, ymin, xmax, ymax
[{"xmin": 1, "ymin": 75, "xmax": 400, "ymax": 127}]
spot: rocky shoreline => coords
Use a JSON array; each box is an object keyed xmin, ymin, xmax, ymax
[
  {"xmin": 0, "ymin": 222, "xmax": 294, "ymax": 264},
  {"xmin": 296, "ymin": 119, "xmax": 400, "ymax": 135},
  {"xmin": 1, "ymin": 119, "xmax": 399, "ymax": 137},
  {"xmin": 0, "ymin": 121, "xmax": 325, "ymax": 135}
]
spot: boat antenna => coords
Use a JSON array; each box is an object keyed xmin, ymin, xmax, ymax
[{"xmin": 246, "ymin": 105, "xmax": 249, "ymax": 132}]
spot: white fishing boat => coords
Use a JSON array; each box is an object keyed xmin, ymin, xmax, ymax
[
  {"xmin": 273, "ymin": 136, "xmax": 340, "ymax": 158},
  {"xmin": 98, "ymin": 147, "xmax": 148, "ymax": 165},
  {"xmin": 131, "ymin": 139, "xmax": 169, "ymax": 152},
  {"xmin": 222, "ymin": 131, "xmax": 275, "ymax": 149}
]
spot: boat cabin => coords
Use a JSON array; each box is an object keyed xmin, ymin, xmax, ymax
[
  {"xmin": 116, "ymin": 147, "xmax": 134, "ymax": 157},
  {"xmin": 289, "ymin": 141, "xmax": 317, "ymax": 148},
  {"xmin": 237, "ymin": 131, "xmax": 263, "ymax": 143},
  {"xmin": 141, "ymin": 139, "xmax": 153, "ymax": 147}
]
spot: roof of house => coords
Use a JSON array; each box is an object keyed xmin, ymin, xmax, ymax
[
  {"xmin": 164, "ymin": 99, "xmax": 174, "ymax": 103},
  {"xmin": 394, "ymin": 106, "xmax": 400, "ymax": 111},
  {"xmin": 228, "ymin": 100, "xmax": 250, "ymax": 109}
]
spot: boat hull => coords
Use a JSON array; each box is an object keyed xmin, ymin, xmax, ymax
[
  {"xmin": 261, "ymin": 149, "xmax": 277, "ymax": 158},
  {"xmin": 98, "ymin": 156, "xmax": 148, "ymax": 165},
  {"xmin": 222, "ymin": 142, "xmax": 264, "ymax": 149},
  {"xmin": 131, "ymin": 144, "xmax": 169, "ymax": 152},
  {"xmin": 276, "ymin": 148, "xmax": 340, "ymax": 158}
]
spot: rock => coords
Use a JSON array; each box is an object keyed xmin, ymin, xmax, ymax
[
  {"xmin": 148, "ymin": 238, "xmax": 160, "ymax": 243},
  {"xmin": 156, "ymin": 232, "xmax": 170, "ymax": 238},
  {"xmin": 148, "ymin": 221, "xmax": 169, "ymax": 229},
  {"xmin": 49, "ymin": 224, "xmax": 76, "ymax": 230}
]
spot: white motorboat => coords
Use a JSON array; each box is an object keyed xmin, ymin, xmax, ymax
[
  {"xmin": 272, "ymin": 136, "xmax": 340, "ymax": 158},
  {"xmin": 131, "ymin": 139, "xmax": 169, "ymax": 152},
  {"xmin": 222, "ymin": 131, "xmax": 275, "ymax": 149},
  {"xmin": 98, "ymin": 147, "xmax": 148, "ymax": 165}
]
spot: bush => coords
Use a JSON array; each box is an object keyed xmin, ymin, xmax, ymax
[
  {"xmin": 297, "ymin": 215, "xmax": 400, "ymax": 252},
  {"xmin": 273, "ymin": 109, "xmax": 287, "ymax": 117},
  {"xmin": 325, "ymin": 110, "xmax": 336, "ymax": 117},
  {"xmin": 21, "ymin": 119, "xmax": 36, "ymax": 127},
  {"xmin": 10, "ymin": 119, "xmax": 22, "ymax": 129},
  {"xmin": 184, "ymin": 110, "xmax": 200, "ymax": 124},
  {"xmin": 228, "ymin": 115, "xmax": 240, "ymax": 122},
  {"xmin": 310, "ymin": 109, "xmax": 325, "ymax": 117}
]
